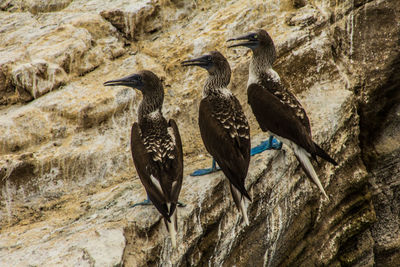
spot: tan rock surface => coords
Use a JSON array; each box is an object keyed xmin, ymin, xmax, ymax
[{"xmin": 0, "ymin": 0, "xmax": 399, "ymax": 266}]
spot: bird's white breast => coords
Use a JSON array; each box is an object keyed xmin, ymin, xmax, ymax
[
  {"xmin": 247, "ymin": 67, "xmax": 259, "ymax": 87},
  {"xmin": 203, "ymin": 87, "xmax": 233, "ymax": 99},
  {"xmin": 219, "ymin": 88, "xmax": 233, "ymax": 98},
  {"xmin": 147, "ymin": 110, "xmax": 161, "ymax": 120},
  {"xmin": 247, "ymin": 66, "xmax": 281, "ymax": 87},
  {"xmin": 266, "ymin": 69, "xmax": 281, "ymax": 83}
]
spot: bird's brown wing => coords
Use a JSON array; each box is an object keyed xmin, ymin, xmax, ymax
[
  {"xmin": 259, "ymin": 75, "xmax": 312, "ymax": 134},
  {"xmin": 248, "ymin": 83, "xmax": 315, "ymax": 154},
  {"xmin": 232, "ymin": 96, "xmax": 251, "ymax": 164},
  {"xmin": 130, "ymin": 123, "xmax": 170, "ymax": 220},
  {"xmin": 199, "ymin": 97, "xmax": 251, "ymax": 200},
  {"xmin": 166, "ymin": 119, "xmax": 184, "ymax": 216}
]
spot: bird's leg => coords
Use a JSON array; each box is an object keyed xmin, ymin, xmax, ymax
[
  {"xmin": 250, "ymin": 135, "xmax": 282, "ymax": 156},
  {"xmin": 190, "ymin": 158, "xmax": 221, "ymax": 176},
  {"xmin": 131, "ymin": 195, "xmax": 152, "ymax": 207},
  {"xmin": 131, "ymin": 195, "xmax": 187, "ymax": 208},
  {"xmin": 177, "ymin": 201, "xmax": 186, "ymax": 207}
]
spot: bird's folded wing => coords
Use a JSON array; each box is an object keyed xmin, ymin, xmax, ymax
[
  {"xmin": 130, "ymin": 123, "xmax": 170, "ymax": 219},
  {"xmin": 167, "ymin": 119, "xmax": 184, "ymax": 206},
  {"xmin": 248, "ymin": 83, "xmax": 315, "ymax": 154},
  {"xmin": 199, "ymin": 99, "xmax": 251, "ymax": 200}
]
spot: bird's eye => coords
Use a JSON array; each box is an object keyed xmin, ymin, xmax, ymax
[
  {"xmin": 253, "ymin": 34, "xmax": 258, "ymax": 39},
  {"xmin": 137, "ymin": 76, "xmax": 142, "ymax": 81},
  {"xmin": 207, "ymin": 56, "xmax": 212, "ymax": 61}
]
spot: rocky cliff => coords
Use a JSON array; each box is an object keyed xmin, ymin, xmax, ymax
[{"xmin": 1, "ymin": 0, "xmax": 399, "ymax": 266}]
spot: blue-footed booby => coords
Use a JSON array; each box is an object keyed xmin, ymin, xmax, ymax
[
  {"xmin": 228, "ymin": 29, "xmax": 337, "ymax": 200},
  {"xmin": 104, "ymin": 70, "xmax": 183, "ymax": 248},
  {"xmin": 182, "ymin": 51, "xmax": 251, "ymax": 225}
]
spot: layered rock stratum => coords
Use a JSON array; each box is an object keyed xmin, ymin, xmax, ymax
[{"xmin": 0, "ymin": 0, "xmax": 399, "ymax": 266}]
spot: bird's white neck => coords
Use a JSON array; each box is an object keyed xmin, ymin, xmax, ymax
[
  {"xmin": 138, "ymin": 93, "xmax": 163, "ymax": 121},
  {"xmin": 203, "ymin": 74, "xmax": 230, "ymax": 98},
  {"xmin": 248, "ymin": 57, "xmax": 281, "ymax": 86}
]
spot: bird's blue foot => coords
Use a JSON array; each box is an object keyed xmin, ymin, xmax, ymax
[
  {"xmin": 131, "ymin": 196, "xmax": 152, "ymax": 208},
  {"xmin": 177, "ymin": 201, "xmax": 186, "ymax": 207},
  {"xmin": 131, "ymin": 195, "xmax": 186, "ymax": 208},
  {"xmin": 190, "ymin": 159, "xmax": 221, "ymax": 176},
  {"xmin": 250, "ymin": 135, "xmax": 282, "ymax": 156}
]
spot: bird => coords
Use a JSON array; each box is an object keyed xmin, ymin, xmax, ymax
[
  {"xmin": 181, "ymin": 51, "xmax": 251, "ymax": 225},
  {"xmin": 227, "ymin": 29, "xmax": 337, "ymax": 200},
  {"xmin": 104, "ymin": 70, "xmax": 183, "ymax": 248}
]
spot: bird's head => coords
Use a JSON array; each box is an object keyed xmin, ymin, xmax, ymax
[
  {"xmin": 227, "ymin": 29, "xmax": 274, "ymax": 50},
  {"xmin": 181, "ymin": 51, "xmax": 231, "ymax": 78},
  {"xmin": 227, "ymin": 29, "xmax": 276, "ymax": 64},
  {"xmin": 103, "ymin": 70, "xmax": 162, "ymax": 96}
]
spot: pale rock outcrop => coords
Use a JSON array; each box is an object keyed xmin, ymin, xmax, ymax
[
  {"xmin": 0, "ymin": 9, "xmax": 125, "ymax": 104},
  {"xmin": 0, "ymin": 0, "xmax": 73, "ymax": 13}
]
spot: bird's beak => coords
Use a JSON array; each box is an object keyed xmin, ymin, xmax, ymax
[
  {"xmin": 103, "ymin": 74, "xmax": 140, "ymax": 88},
  {"xmin": 181, "ymin": 55, "xmax": 209, "ymax": 67},
  {"xmin": 227, "ymin": 33, "xmax": 258, "ymax": 48}
]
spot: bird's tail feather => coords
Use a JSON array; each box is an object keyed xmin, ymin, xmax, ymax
[
  {"xmin": 314, "ymin": 142, "xmax": 337, "ymax": 166},
  {"xmin": 230, "ymin": 184, "xmax": 250, "ymax": 226},
  {"xmin": 294, "ymin": 146, "xmax": 330, "ymax": 201},
  {"xmin": 165, "ymin": 203, "xmax": 177, "ymax": 248}
]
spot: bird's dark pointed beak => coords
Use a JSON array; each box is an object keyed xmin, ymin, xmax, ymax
[
  {"xmin": 181, "ymin": 55, "xmax": 209, "ymax": 67},
  {"xmin": 103, "ymin": 75, "xmax": 139, "ymax": 88},
  {"xmin": 227, "ymin": 33, "xmax": 257, "ymax": 48}
]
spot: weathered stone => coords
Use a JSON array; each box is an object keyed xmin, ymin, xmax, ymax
[
  {"xmin": 100, "ymin": 2, "xmax": 157, "ymax": 40},
  {"xmin": 0, "ymin": 0, "xmax": 73, "ymax": 13},
  {"xmin": 11, "ymin": 59, "xmax": 67, "ymax": 99},
  {"xmin": 0, "ymin": 10, "xmax": 125, "ymax": 105}
]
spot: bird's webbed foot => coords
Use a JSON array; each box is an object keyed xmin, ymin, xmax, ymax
[
  {"xmin": 177, "ymin": 201, "xmax": 186, "ymax": 207},
  {"xmin": 131, "ymin": 196, "xmax": 153, "ymax": 208},
  {"xmin": 190, "ymin": 159, "xmax": 221, "ymax": 176},
  {"xmin": 250, "ymin": 135, "xmax": 282, "ymax": 156},
  {"xmin": 131, "ymin": 196, "xmax": 187, "ymax": 208}
]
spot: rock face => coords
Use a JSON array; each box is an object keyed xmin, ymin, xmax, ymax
[{"xmin": 0, "ymin": 0, "xmax": 399, "ymax": 266}]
